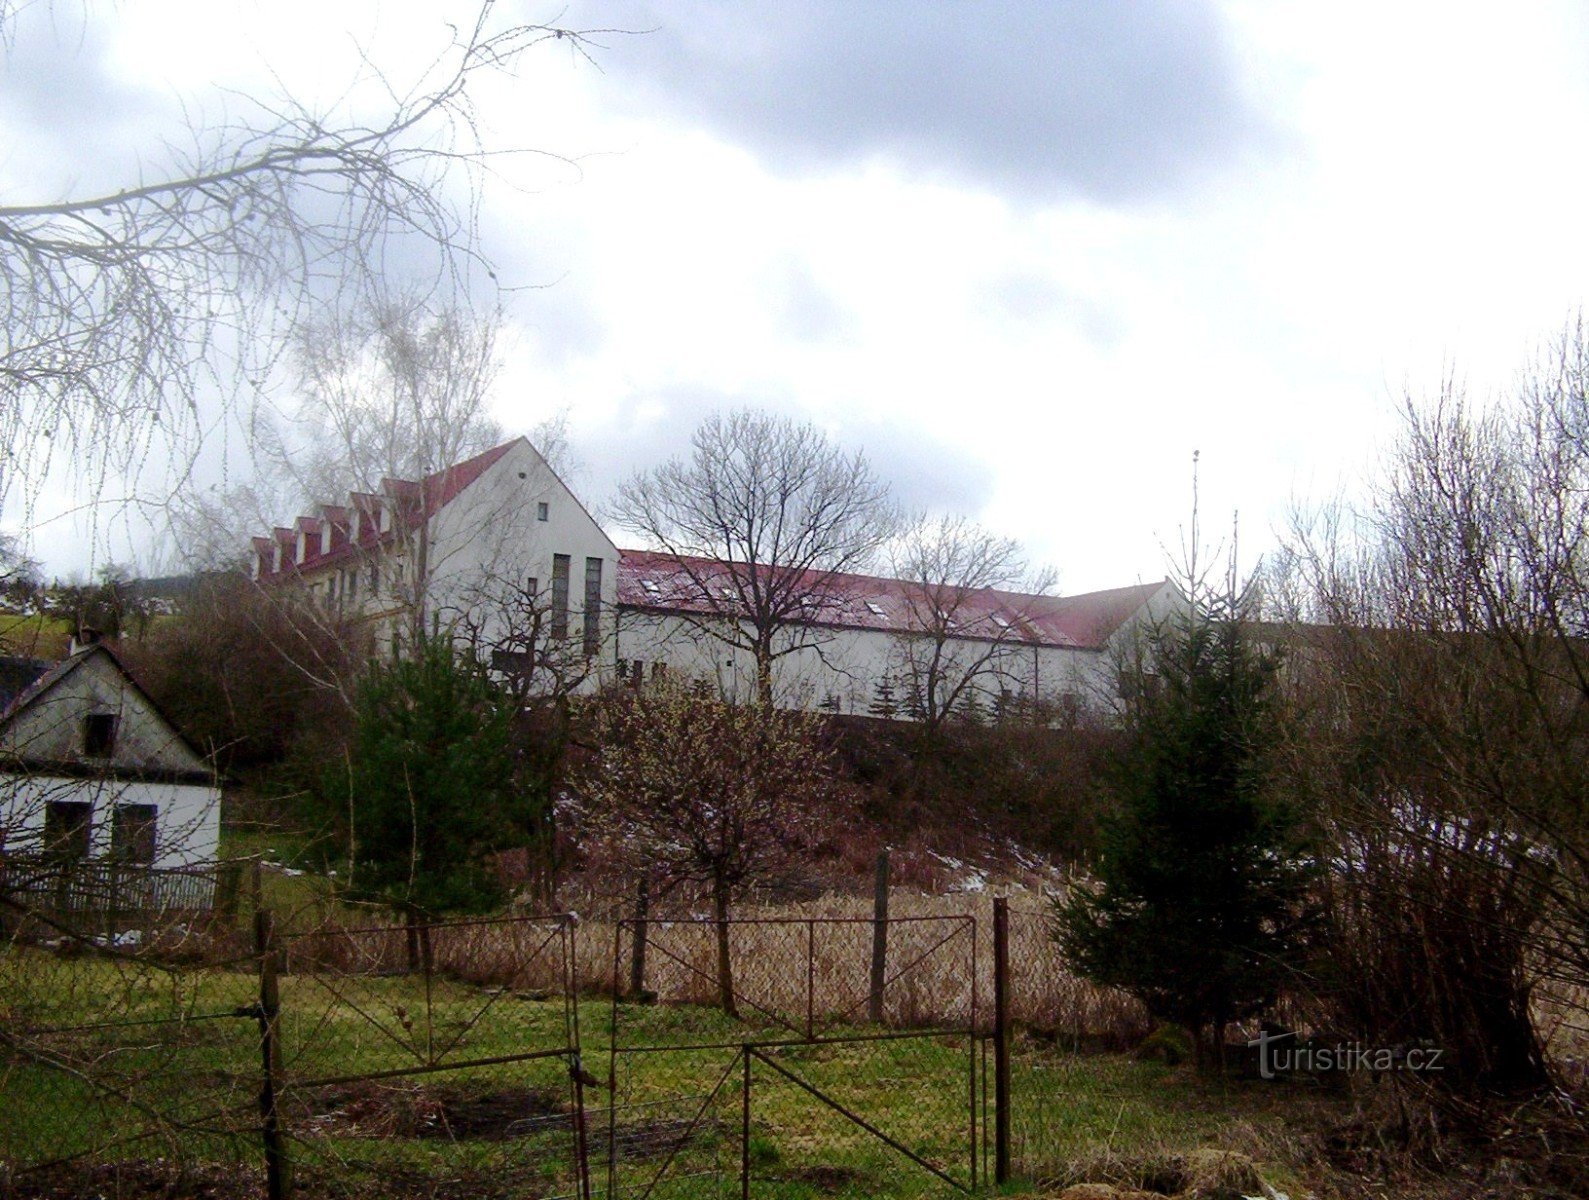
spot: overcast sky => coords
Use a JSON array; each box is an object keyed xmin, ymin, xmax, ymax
[{"xmin": 9, "ymin": 2, "xmax": 1589, "ymax": 592}]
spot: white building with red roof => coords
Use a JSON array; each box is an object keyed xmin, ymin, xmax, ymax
[
  {"xmin": 614, "ymin": 549, "xmax": 1178, "ymax": 716},
  {"xmin": 252, "ymin": 438, "xmax": 1173, "ymax": 715},
  {"xmin": 251, "ymin": 438, "xmax": 621, "ymax": 680}
]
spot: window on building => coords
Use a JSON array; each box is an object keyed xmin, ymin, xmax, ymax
[
  {"xmin": 650, "ymin": 661, "xmax": 667, "ymax": 680},
  {"xmin": 111, "ymin": 803, "xmax": 158, "ymax": 864},
  {"xmin": 43, "ymin": 800, "xmax": 92, "ymax": 859},
  {"xmin": 551, "ymin": 555, "xmax": 570, "ymax": 640},
  {"xmin": 492, "ymin": 649, "xmax": 534, "ymax": 676},
  {"xmin": 368, "ymin": 561, "xmax": 379, "ymax": 597},
  {"xmin": 526, "ymin": 575, "xmax": 539, "ymax": 599},
  {"xmin": 348, "ymin": 569, "xmax": 358, "ymax": 601},
  {"xmin": 583, "ymin": 557, "xmax": 603, "ymax": 658},
  {"xmin": 82, "ymin": 713, "xmax": 117, "ymax": 757},
  {"xmin": 537, "ymin": 501, "xmax": 549, "ymax": 522},
  {"xmin": 866, "ymin": 601, "xmax": 887, "ymax": 617}
]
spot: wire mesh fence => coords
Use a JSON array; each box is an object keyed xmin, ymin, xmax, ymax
[
  {"xmin": 0, "ymin": 907, "xmax": 264, "ymax": 1196},
  {"xmin": 3, "ymin": 884, "xmax": 1172, "ymax": 1199},
  {"xmin": 276, "ymin": 914, "xmax": 589, "ymax": 1200},
  {"xmin": 600, "ymin": 913, "xmax": 981, "ymax": 1198}
]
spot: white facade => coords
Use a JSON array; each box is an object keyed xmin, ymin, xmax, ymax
[
  {"xmin": 614, "ymin": 598, "xmax": 1167, "ymax": 717},
  {"xmin": 255, "ymin": 438, "xmax": 622, "ymax": 690},
  {"xmin": 254, "ymin": 439, "xmax": 1177, "ymax": 719},
  {"xmin": 0, "ymin": 645, "xmax": 221, "ymax": 868}
]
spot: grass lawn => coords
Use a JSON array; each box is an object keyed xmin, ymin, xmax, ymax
[{"xmin": 0, "ymin": 941, "xmax": 1349, "ymax": 1199}]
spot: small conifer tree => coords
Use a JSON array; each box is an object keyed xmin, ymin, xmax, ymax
[
  {"xmin": 1057, "ymin": 511, "xmax": 1315, "ymax": 1062},
  {"xmin": 312, "ymin": 638, "xmax": 527, "ymax": 929}
]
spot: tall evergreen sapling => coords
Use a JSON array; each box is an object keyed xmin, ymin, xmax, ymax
[
  {"xmin": 315, "ymin": 639, "xmax": 526, "ymax": 920},
  {"xmin": 1056, "ymin": 573, "xmax": 1314, "ymax": 1060}
]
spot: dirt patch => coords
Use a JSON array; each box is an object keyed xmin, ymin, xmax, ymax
[
  {"xmin": 774, "ymin": 1163, "xmax": 869, "ymax": 1192},
  {"xmin": 294, "ymin": 1081, "xmax": 568, "ymax": 1141}
]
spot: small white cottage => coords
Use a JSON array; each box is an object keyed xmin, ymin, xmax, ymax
[{"xmin": 0, "ymin": 641, "xmax": 221, "ymax": 871}]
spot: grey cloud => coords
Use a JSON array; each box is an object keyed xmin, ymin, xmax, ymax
[
  {"xmin": 578, "ymin": 389, "xmax": 997, "ymax": 539},
  {"xmin": 3, "ymin": 11, "xmax": 171, "ymax": 192},
  {"xmin": 981, "ymin": 271, "xmax": 1125, "ymax": 348},
  {"xmin": 856, "ymin": 418, "xmax": 996, "ymax": 517},
  {"xmin": 578, "ymin": 0, "xmax": 1270, "ymax": 205}
]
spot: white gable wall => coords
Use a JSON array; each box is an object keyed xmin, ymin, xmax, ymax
[
  {"xmin": 0, "ymin": 651, "xmax": 221, "ymax": 866},
  {"xmin": 423, "ymin": 440, "xmax": 620, "ymax": 670}
]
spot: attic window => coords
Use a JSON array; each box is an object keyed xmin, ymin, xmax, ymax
[
  {"xmin": 641, "ymin": 579, "xmax": 661, "ymax": 595},
  {"xmin": 866, "ymin": 602, "xmax": 887, "ymax": 617},
  {"xmin": 991, "ymin": 616, "xmax": 1011, "ymax": 630},
  {"xmin": 537, "ymin": 502, "xmax": 549, "ymax": 522},
  {"xmin": 82, "ymin": 713, "xmax": 117, "ymax": 758}
]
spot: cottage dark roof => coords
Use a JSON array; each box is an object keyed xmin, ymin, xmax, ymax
[{"xmin": 0, "ymin": 656, "xmax": 52, "ymax": 715}]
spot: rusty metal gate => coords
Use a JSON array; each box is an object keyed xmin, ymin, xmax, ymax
[{"xmin": 604, "ymin": 914, "xmax": 979, "ymax": 1198}]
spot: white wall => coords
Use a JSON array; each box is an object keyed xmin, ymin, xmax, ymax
[
  {"xmin": 0, "ymin": 774, "xmax": 221, "ymax": 868},
  {"xmin": 614, "ymin": 608, "xmax": 1118, "ymax": 716}
]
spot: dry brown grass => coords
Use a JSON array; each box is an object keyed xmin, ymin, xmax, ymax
[
  {"xmin": 275, "ymin": 883, "xmax": 1149, "ymax": 1043},
  {"xmin": 572, "ymin": 887, "xmax": 1149, "ymax": 1042}
]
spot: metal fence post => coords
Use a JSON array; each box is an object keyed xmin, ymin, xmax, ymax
[
  {"xmin": 741, "ymin": 1045, "xmax": 752, "ymax": 1200},
  {"xmin": 629, "ymin": 877, "xmax": 649, "ymax": 998},
  {"xmin": 255, "ymin": 909, "xmax": 290, "ymax": 1200},
  {"xmin": 868, "ymin": 850, "xmax": 889, "ymax": 1023},
  {"xmin": 993, "ymin": 896, "xmax": 1010, "ymax": 1185}
]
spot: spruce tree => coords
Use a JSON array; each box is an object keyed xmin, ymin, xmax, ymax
[
  {"xmin": 311, "ymin": 638, "xmax": 526, "ymax": 920},
  {"xmin": 1057, "ymin": 556, "xmax": 1314, "ymax": 1061}
]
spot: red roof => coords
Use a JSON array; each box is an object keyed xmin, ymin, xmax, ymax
[
  {"xmin": 616, "ymin": 549, "xmax": 1167, "ymax": 651},
  {"xmin": 255, "ymin": 440, "xmax": 520, "ymax": 580}
]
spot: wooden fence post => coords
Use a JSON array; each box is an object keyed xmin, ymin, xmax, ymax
[
  {"xmin": 868, "ymin": 850, "xmax": 890, "ymax": 1023},
  {"xmin": 255, "ymin": 909, "xmax": 290, "ymax": 1200},
  {"xmin": 993, "ymin": 896, "xmax": 1011, "ymax": 1185}
]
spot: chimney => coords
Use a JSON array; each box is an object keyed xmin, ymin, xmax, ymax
[{"xmin": 69, "ymin": 626, "xmax": 104, "ymax": 655}]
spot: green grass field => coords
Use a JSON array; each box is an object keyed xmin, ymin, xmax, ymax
[{"xmin": 0, "ymin": 937, "xmax": 1344, "ymax": 1199}]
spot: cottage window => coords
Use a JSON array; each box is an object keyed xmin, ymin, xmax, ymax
[
  {"xmin": 82, "ymin": 713, "xmax": 117, "ymax": 757},
  {"xmin": 43, "ymin": 800, "xmax": 92, "ymax": 859},
  {"xmin": 111, "ymin": 803, "xmax": 158, "ymax": 864},
  {"xmin": 537, "ymin": 502, "xmax": 549, "ymax": 522}
]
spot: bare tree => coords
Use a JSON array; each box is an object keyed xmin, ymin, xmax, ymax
[
  {"xmin": 886, "ymin": 514, "xmax": 1056, "ymax": 741},
  {"xmin": 1279, "ymin": 337, "xmax": 1589, "ymax": 1093},
  {"xmin": 612, "ymin": 409, "xmax": 896, "ymax": 705},
  {"xmin": 0, "ymin": 4, "xmax": 602, "ymax": 512},
  {"xmin": 284, "ymin": 294, "xmax": 506, "ymax": 501},
  {"xmin": 574, "ymin": 677, "xmax": 844, "ymax": 1015}
]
